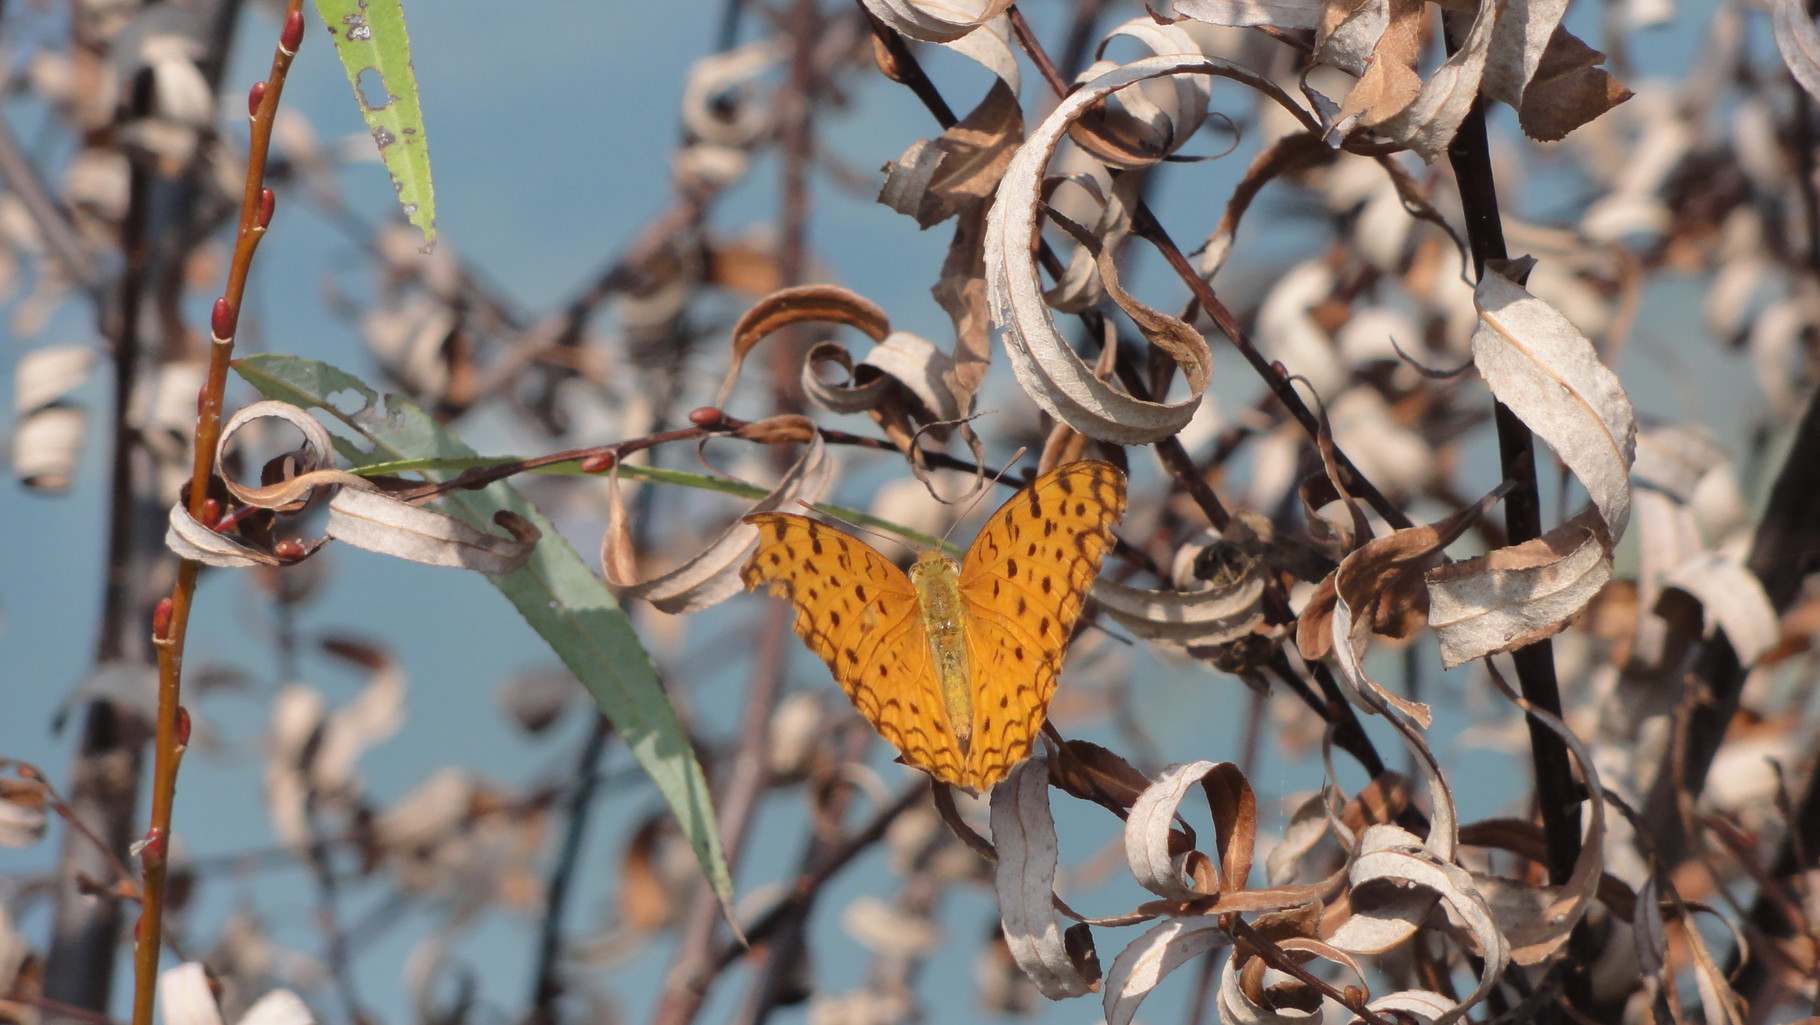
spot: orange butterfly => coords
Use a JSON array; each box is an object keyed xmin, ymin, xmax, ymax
[{"xmin": 742, "ymin": 460, "xmax": 1127, "ymax": 790}]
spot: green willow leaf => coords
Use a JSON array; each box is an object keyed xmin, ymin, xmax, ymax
[
  {"xmin": 235, "ymin": 354, "xmax": 733, "ymax": 909},
  {"xmin": 313, "ymin": 0, "xmax": 436, "ymax": 247}
]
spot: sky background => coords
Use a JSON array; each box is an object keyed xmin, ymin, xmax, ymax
[{"xmin": 0, "ymin": 1, "xmax": 1761, "ymax": 1022}]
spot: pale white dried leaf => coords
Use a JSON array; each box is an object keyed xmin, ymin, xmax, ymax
[
  {"xmin": 1149, "ymin": 0, "xmax": 1325, "ymax": 30},
  {"xmin": 1660, "ymin": 554, "xmax": 1778, "ymax": 666},
  {"xmin": 1072, "ymin": 20, "xmax": 1212, "ymax": 167},
  {"xmin": 990, "ymin": 756, "xmax": 1093, "ymax": 999},
  {"xmin": 842, "ymin": 895, "xmax": 941, "ymax": 956},
  {"xmin": 877, "ymin": 139, "xmax": 944, "ymax": 221},
  {"xmin": 1365, "ymin": 0, "xmax": 1498, "ymax": 161},
  {"xmin": 1328, "ymin": 389, "xmax": 1432, "ymax": 497},
  {"xmin": 1215, "ymin": 945, "xmax": 1327, "ymax": 1025},
  {"xmin": 1472, "ymin": 268, "xmax": 1636, "ymax": 542},
  {"xmin": 1747, "ymin": 297, "xmax": 1809, "ymax": 419},
  {"xmin": 1481, "ymin": 0, "xmax": 1568, "ymax": 113},
  {"xmin": 497, "ymin": 669, "xmax": 578, "ymax": 735},
  {"xmin": 681, "ymin": 42, "xmax": 782, "ymax": 148},
  {"xmin": 806, "ymin": 332, "xmax": 962, "ymax": 422},
  {"xmin": 939, "ymin": 14, "xmax": 1019, "ymax": 90},
  {"xmin": 1427, "ymin": 514, "xmax": 1611, "ymax": 668},
  {"xmin": 13, "ymin": 404, "xmax": 86, "ymax": 493},
  {"xmin": 111, "ymin": 9, "xmax": 212, "ymax": 125},
  {"xmin": 1632, "ymin": 425, "xmax": 1731, "ymax": 503},
  {"xmin": 312, "ymin": 657, "xmax": 406, "ymax": 794},
  {"xmin": 166, "ymin": 502, "xmax": 284, "ymax": 567},
  {"xmin": 1125, "ymin": 761, "xmax": 1221, "ymax": 899},
  {"xmin": 1358, "ymin": 990, "xmax": 1456, "ymax": 1023},
  {"xmin": 0, "ymin": 777, "xmax": 49, "ymax": 847},
  {"xmin": 266, "ymin": 685, "xmax": 325, "ymax": 848},
  {"xmin": 1477, "ymin": 670, "xmax": 1607, "ymax": 966},
  {"xmin": 375, "ymin": 767, "xmax": 475, "ymax": 850},
  {"xmin": 1774, "ymin": 0, "xmax": 1820, "ymax": 103},
  {"xmin": 1328, "ymin": 826, "xmax": 1509, "ymax": 1022},
  {"xmin": 1093, "ymin": 574, "xmax": 1265, "ymax": 647},
  {"xmin": 1318, "ymin": 0, "xmax": 1389, "ymax": 77},
  {"xmin": 859, "ymin": 0, "xmax": 1013, "ymax": 43},
  {"xmin": 1266, "ymin": 791, "xmax": 1337, "ymax": 886},
  {"xmin": 604, "ymin": 426, "xmax": 830, "ymax": 613},
  {"xmin": 1256, "ymin": 261, "xmax": 1345, "ymax": 400},
  {"xmin": 14, "ymin": 343, "xmax": 96, "ymax": 410},
  {"xmin": 159, "ymin": 962, "xmax": 227, "ymax": 1025},
  {"xmin": 989, "ymin": 55, "xmax": 1293, "ymax": 444},
  {"xmin": 768, "ymin": 693, "xmax": 827, "ymax": 777},
  {"xmin": 238, "ymin": 989, "xmax": 315, "ymax": 1025},
  {"xmin": 326, "ymin": 488, "xmax": 540, "ymax": 575},
  {"xmin": 1102, "ymin": 918, "xmax": 1229, "ymax": 1025}
]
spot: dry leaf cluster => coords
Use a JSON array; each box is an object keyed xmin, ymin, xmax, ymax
[{"xmin": 5, "ymin": 2, "xmax": 1820, "ymax": 1025}]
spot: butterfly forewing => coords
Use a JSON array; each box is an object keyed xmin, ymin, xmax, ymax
[
  {"xmin": 741, "ymin": 512, "xmax": 973, "ymax": 785},
  {"xmin": 954, "ymin": 461, "xmax": 1128, "ymax": 787}
]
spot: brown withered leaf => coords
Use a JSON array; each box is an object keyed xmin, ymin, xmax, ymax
[
  {"xmin": 621, "ymin": 816, "xmax": 676, "ymax": 930},
  {"xmin": 1048, "ymin": 740, "xmax": 1154, "ymax": 818},
  {"xmin": 1511, "ymin": 28, "xmax": 1633, "ymax": 141},
  {"xmin": 878, "ymin": 79, "xmax": 1021, "ymax": 230},
  {"xmin": 1301, "ymin": 487, "xmax": 1507, "ymax": 703},
  {"xmin": 713, "ymin": 285, "xmax": 891, "ymax": 409},
  {"xmin": 1327, "ymin": 0, "xmax": 1426, "ymax": 134}
]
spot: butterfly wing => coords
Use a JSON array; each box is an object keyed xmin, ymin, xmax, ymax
[
  {"xmin": 955, "ymin": 460, "xmax": 1127, "ymax": 788},
  {"xmin": 742, "ymin": 513, "xmax": 970, "ymax": 786}
]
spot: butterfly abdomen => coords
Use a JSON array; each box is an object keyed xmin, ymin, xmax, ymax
[{"xmin": 909, "ymin": 551, "xmax": 974, "ymax": 752}]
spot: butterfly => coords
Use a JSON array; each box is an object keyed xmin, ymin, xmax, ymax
[{"xmin": 742, "ymin": 460, "xmax": 1127, "ymax": 790}]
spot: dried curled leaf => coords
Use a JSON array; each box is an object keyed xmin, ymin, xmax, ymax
[
  {"xmin": 12, "ymin": 343, "xmax": 96, "ymax": 493},
  {"xmin": 1102, "ymin": 918, "xmax": 1230, "ymax": 1025},
  {"xmin": 861, "ymin": 0, "xmax": 1019, "ymax": 90},
  {"xmin": 986, "ymin": 56, "xmax": 1247, "ymax": 444},
  {"xmin": 1067, "ymin": 19, "xmax": 1212, "ymax": 169},
  {"xmin": 602, "ymin": 421, "xmax": 831, "ymax": 614},
  {"xmin": 990, "ymin": 756, "xmax": 1097, "ymax": 999},
  {"xmin": 1424, "ymin": 265, "xmax": 1636, "ymax": 666},
  {"xmin": 1092, "ymin": 571, "xmax": 1266, "ymax": 648},
  {"xmin": 1311, "ymin": 488, "xmax": 1506, "ymax": 725},
  {"xmin": 879, "ymin": 80, "xmax": 1021, "ymax": 229},
  {"xmin": 164, "ymin": 400, "xmax": 538, "ymax": 574}
]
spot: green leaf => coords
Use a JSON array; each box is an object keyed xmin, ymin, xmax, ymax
[
  {"xmin": 235, "ymin": 354, "xmax": 734, "ymax": 909},
  {"xmin": 313, "ymin": 0, "xmax": 436, "ymax": 248}
]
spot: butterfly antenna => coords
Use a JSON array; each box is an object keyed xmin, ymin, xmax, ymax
[
  {"xmin": 936, "ymin": 447, "xmax": 1029, "ymax": 546},
  {"xmin": 791, "ymin": 499, "xmax": 921, "ymax": 559}
]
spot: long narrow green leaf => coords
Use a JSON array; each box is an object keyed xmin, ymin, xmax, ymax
[
  {"xmin": 313, "ymin": 0, "xmax": 436, "ymax": 247},
  {"xmin": 235, "ymin": 354, "xmax": 732, "ymax": 907}
]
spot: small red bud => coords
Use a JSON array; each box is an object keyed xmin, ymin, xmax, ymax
[
  {"xmin": 152, "ymin": 598, "xmax": 174, "ymax": 641},
  {"xmin": 688, "ymin": 406, "xmax": 725, "ymax": 428},
  {"xmin": 175, "ymin": 707, "xmax": 192, "ymax": 748},
  {"xmin": 211, "ymin": 297, "xmax": 234, "ymax": 340},
  {"xmin": 579, "ymin": 452, "xmax": 617, "ymax": 474},
  {"xmin": 200, "ymin": 498, "xmax": 221, "ymax": 528},
  {"xmin": 273, "ymin": 539, "xmax": 305, "ymax": 560},
  {"xmin": 137, "ymin": 827, "xmax": 166, "ymax": 863},
  {"xmin": 248, "ymin": 80, "xmax": 267, "ymax": 117},
  {"xmin": 281, "ymin": 10, "xmax": 306, "ymax": 54},
  {"xmin": 258, "ymin": 189, "xmax": 276, "ymax": 228},
  {"xmin": 133, "ymin": 916, "xmax": 143, "ymax": 945}
]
